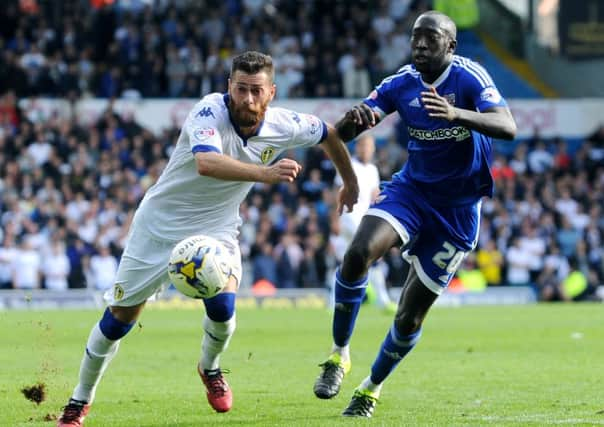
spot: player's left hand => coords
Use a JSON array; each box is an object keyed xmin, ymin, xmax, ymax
[
  {"xmin": 337, "ymin": 184, "xmax": 359, "ymax": 215},
  {"xmin": 421, "ymin": 87, "xmax": 458, "ymax": 121}
]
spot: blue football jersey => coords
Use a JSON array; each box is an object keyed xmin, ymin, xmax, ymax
[{"xmin": 364, "ymin": 55, "xmax": 507, "ymax": 206}]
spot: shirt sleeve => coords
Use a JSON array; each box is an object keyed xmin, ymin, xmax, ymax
[
  {"xmin": 291, "ymin": 112, "xmax": 328, "ymax": 148},
  {"xmin": 184, "ymin": 104, "xmax": 223, "ymax": 154},
  {"xmin": 459, "ymin": 62, "xmax": 508, "ymax": 112},
  {"xmin": 362, "ymin": 75, "xmax": 398, "ymax": 119}
]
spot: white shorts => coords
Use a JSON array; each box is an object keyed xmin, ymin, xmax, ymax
[
  {"xmin": 340, "ymin": 213, "xmax": 360, "ymax": 245},
  {"xmin": 104, "ymin": 221, "xmax": 242, "ymax": 307}
]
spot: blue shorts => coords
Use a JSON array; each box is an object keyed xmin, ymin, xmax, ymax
[{"xmin": 365, "ymin": 179, "xmax": 480, "ymax": 294}]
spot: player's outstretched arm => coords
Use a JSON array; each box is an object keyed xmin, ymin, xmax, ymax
[
  {"xmin": 335, "ymin": 103, "xmax": 381, "ymax": 142},
  {"xmin": 453, "ymin": 105, "xmax": 516, "ymax": 140},
  {"xmin": 321, "ymin": 125, "xmax": 359, "ymax": 214},
  {"xmin": 195, "ymin": 152, "xmax": 302, "ymax": 184},
  {"xmin": 421, "ymin": 87, "xmax": 517, "ymax": 140}
]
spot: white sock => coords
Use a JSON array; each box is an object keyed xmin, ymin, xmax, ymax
[
  {"xmin": 72, "ymin": 323, "xmax": 120, "ymax": 403},
  {"xmin": 360, "ymin": 376, "xmax": 382, "ymax": 396},
  {"xmin": 200, "ymin": 315, "xmax": 236, "ymax": 371},
  {"xmin": 331, "ymin": 344, "xmax": 350, "ymax": 362}
]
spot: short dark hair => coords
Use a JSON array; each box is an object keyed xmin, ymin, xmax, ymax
[{"xmin": 230, "ymin": 51, "xmax": 274, "ymax": 82}]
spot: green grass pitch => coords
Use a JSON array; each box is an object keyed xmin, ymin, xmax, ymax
[{"xmin": 1, "ymin": 303, "xmax": 603, "ymax": 426}]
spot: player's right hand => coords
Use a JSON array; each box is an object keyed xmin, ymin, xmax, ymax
[
  {"xmin": 346, "ymin": 103, "xmax": 378, "ymax": 128},
  {"xmin": 266, "ymin": 158, "xmax": 302, "ymax": 183}
]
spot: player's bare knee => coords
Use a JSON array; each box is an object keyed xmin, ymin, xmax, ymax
[
  {"xmin": 393, "ymin": 311, "xmax": 423, "ymax": 335},
  {"xmin": 342, "ymin": 244, "xmax": 372, "ymax": 277}
]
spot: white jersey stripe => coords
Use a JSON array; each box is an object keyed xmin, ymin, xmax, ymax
[
  {"xmin": 453, "ymin": 57, "xmax": 494, "ymax": 88},
  {"xmin": 464, "ymin": 60, "xmax": 495, "ymax": 86},
  {"xmin": 454, "ymin": 58, "xmax": 489, "ymax": 88}
]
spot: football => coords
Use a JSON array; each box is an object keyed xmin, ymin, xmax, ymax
[{"xmin": 168, "ymin": 235, "xmax": 232, "ymax": 299}]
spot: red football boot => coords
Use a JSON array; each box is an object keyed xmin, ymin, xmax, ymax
[
  {"xmin": 57, "ymin": 399, "xmax": 90, "ymax": 427},
  {"xmin": 198, "ymin": 365, "xmax": 233, "ymax": 412}
]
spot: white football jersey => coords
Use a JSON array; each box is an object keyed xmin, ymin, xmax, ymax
[{"xmin": 136, "ymin": 93, "xmax": 327, "ymax": 242}]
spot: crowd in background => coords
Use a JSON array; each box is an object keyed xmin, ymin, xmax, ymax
[
  {"xmin": 0, "ymin": 0, "xmax": 427, "ymax": 100},
  {"xmin": 0, "ymin": 0, "xmax": 603, "ymax": 301}
]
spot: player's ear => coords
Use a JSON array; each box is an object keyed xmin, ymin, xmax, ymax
[
  {"xmin": 448, "ymin": 38, "xmax": 457, "ymax": 54},
  {"xmin": 269, "ymin": 83, "xmax": 276, "ymax": 101},
  {"xmin": 227, "ymin": 78, "xmax": 232, "ymax": 93}
]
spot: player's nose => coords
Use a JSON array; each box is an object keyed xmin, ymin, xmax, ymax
[
  {"xmin": 242, "ymin": 91, "xmax": 254, "ymax": 104},
  {"xmin": 414, "ymin": 36, "xmax": 428, "ymax": 49}
]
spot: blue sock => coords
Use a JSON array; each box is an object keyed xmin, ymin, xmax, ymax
[
  {"xmin": 203, "ymin": 292, "xmax": 236, "ymax": 322},
  {"xmin": 98, "ymin": 307, "xmax": 135, "ymax": 340},
  {"xmin": 333, "ymin": 269, "xmax": 368, "ymax": 347},
  {"xmin": 370, "ymin": 325, "xmax": 422, "ymax": 384}
]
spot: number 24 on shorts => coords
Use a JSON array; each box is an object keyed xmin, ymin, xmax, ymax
[{"xmin": 432, "ymin": 241, "xmax": 465, "ymax": 273}]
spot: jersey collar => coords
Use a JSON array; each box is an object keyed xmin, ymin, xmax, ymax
[
  {"xmin": 222, "ymin": 93, "xmax": 265, "ymax": 146},
  {"xmin": 419, "ymin": 61, "xmax": 452, "ymax": 89}
]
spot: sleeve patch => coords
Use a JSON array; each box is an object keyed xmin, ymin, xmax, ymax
[
  {"xmin": 193, "ymin": 127, "xmax": 216, "ymax": 142},
  {"xmin": 480, "ymin": 87, "xmax": 502, "ymax": 104},
  {"xmin": 302, "ymin": 114, "xmax": 321, "ymax": 135}
]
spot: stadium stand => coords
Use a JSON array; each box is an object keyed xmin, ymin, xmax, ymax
[
  {"xmin": 0, "ymin": 0, "xmax": 602, "ymax": 303},
  {"xmin": 454, "ymin": 31, "xmax": 542, "ymax": 98}
]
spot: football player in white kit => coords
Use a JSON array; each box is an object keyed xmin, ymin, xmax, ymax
[
  {"xmin": 334, "ymin": 134, "xmax": 395, "ymax": 312},
  {"xmin": 58, "ymin": 51, "xmax": 359, "ymax": 426}
]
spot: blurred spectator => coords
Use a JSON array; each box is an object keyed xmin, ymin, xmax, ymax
[
  {"xmin": 66, "ymin": 237, "xmax": 93, "ymax": 289},
  {"xmin": 557, "ymin": 216, "xmax": 581, "ymax": 258},
  {"xmin": 456, "ymin": 254, "xmax": 487, "ymax": 292},
  {"xmin": 342, "ymin": 53, "xmax": 371, "ymax": 98},
  {"xmin": 0, "ymin": 235, "xmax": 17, "ymax": 289},
  {"xmin": 252, "ymin": 241, "xmax": 278, "ymax": 286},
  {"xmin": 476, "ymin": 240, "xmax": 503, "ymax": 286},
  {"xmin": 505, "ymin": 236, "xmax": 533, "ymax": 287},
  {"xmin": 301, "ymin": 169, "xmax": 327, "ymax": 202},
  {"xmin": 274, "ymin": 232, "xmax": 303, "ymax": 289},
  {"xmin": 11, "ymin": 237, "xmax": 41, "ymax": 289},
  {"xmin": 527, "ymin": 140, "xmax": 554, "ymax": 174},
  {"xmin": 536, "ymin": 264, "xmax": 567, "ymax": 302},
  {"xmin": 42, "ymin": 240, "xmax": 70, "ymax": 290},
  {"xmin": 87, "ymin": 244, "xmax": 118, "ymax": 291}
]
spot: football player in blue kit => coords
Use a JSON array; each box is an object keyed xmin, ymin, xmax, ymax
[{"xmin": 313, "ymin": 11, "xmax": 517, "ymax": 417}]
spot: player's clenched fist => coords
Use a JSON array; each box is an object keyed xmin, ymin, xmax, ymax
[
  {"xmin": 347, "ymin": 104, "xmax": 378, "ymax": 128},
  {"xmin": 266, "ymin": 158, "xmax": 302, "ymax": 183},
  {"xmin": 335, "ymin": 103, "xmax": 380, "ymax": 141}
]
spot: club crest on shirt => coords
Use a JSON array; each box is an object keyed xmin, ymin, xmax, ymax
[
  {"xmin": 443, "ymin": 93, "xmax": 456, "ymax": 105},
  {"xmin": 260, "ymin": 147, "xmax": 275, "ymax": 164},
  {"xmin": 113, "ymin": 284, "xmax": 124, "ymax": 301}
]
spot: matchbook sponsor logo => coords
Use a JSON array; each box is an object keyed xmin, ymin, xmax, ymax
[{"xmin": 408, "ymin": 126, "xmax": 471, "ymax": 142}]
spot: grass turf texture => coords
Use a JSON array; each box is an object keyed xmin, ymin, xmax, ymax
[{"xmin": 1, "ymin": 304, "xmax": 603, "ymax": 426}]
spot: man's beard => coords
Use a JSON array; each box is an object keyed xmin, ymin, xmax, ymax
[{"xmin": 231, "ymin": 102, "xmax": 267, "ymax": 127}]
